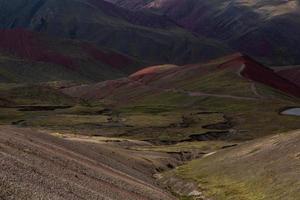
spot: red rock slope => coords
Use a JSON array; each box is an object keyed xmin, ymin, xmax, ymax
[{"xmin": 219, "ymin": 54, "xmax": 300, "ymax": 97}]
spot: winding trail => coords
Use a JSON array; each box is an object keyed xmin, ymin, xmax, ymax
[
  {"xmin": 237, "ymin": 64, "xmax": 264, "ymax": 99},
  {"xmin": 250, "ymin": 83, "xmax": 263, "ymax": 98},
  {"xmin": 187, "ymin": 91, "xmax": 257, "ymax": 100}
]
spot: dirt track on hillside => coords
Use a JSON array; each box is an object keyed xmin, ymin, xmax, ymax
[{"xmin": 0, "ymin": 126, "xmax": 176, "ymax": 200}]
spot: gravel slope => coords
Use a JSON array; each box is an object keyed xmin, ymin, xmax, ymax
[{"xmin": 0, "ymin": 126, "xmax": 176, "ymax": 200}]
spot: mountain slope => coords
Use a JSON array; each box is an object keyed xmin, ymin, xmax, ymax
[
  {"xmin": 0, "ymin": 28, "xmax": 142, "ymax": 83},
  {"xmin": 276, "ymin": 66, "xmax": 300, "ymax": 87},
  {"xmin": 0, "ymin": 0, "xmax": 230, "ymax": 66},
  {"xmin": 107, "ymin": 0, "xmax": 300, "ymax": 65}
]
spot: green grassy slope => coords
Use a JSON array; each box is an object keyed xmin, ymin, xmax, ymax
[{"xmin": 172, "ymin": 130, "xmax": 300, "ymax": 200}]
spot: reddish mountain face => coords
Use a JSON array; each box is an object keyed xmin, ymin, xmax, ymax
[
  {"xmin": 0, "ymin": 28, "xmax": 142, "ymax": 82},
  {"xmin": 219, "ymin": 55, "xmax": 300, "ymax": 98},
  {"xmin": 0, "ymin": 29, "xmax": 75, "ymax": 69},
  {"xmin": 276, "ymin": 67, "xmax": 300, "ymax": 87},
  {"xmin": 82, "ymin": 43, "xmax": 133, "ymax": 70},
  {"xmin": 0, "ymin": 28, "xmax": 137, "ymax": 71}
]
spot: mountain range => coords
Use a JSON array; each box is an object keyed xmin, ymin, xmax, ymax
[
  {"xmin": 107, "ymin": 0, "xmax": 300, "ymax": 65},
  {"xmin": 0, "ymin": 1, "xmax": 300, "ymax": 200},
  {"xmin": 0, "ymin": 0, "xmax": 230, "ymax": 83},
  {"xmin": 0, "ymin": 0, "xmax": 299, "ymax": 84}
]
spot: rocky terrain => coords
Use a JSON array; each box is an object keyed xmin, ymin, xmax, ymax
[{"xmin": 0, "ymin": 126, "xmax": 177, "ymax": 200}]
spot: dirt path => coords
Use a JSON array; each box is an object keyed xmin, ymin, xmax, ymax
[
  {"xmin": 250, "ymin": 83, "xmax": 263, "ymax": 98},
  {"xmin": 237, "ymin": 64, "xmax": 264, "ymax": 99},
  {"xmin": 237, "ymin": 64, "xmax": 246, "ymax": 78},
  {"xmin": 187, "ymin": 91, "xmax": 257, "ymax": 100}
]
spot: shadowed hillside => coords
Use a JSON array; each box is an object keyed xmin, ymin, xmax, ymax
[
  {"xmin": 0, "ymin": 0, "xmax": 231, "ymax": 66},
  {"xmin": 275, "ymin": 65, "xmax": 300, "ymax": 87},
  {"xmin": 0, "ymin": 28, "xmax": 142, "ymax": 83},
  {"xmin": 107, "ymin": 0, "xmax": 300, "ymax": 65}
]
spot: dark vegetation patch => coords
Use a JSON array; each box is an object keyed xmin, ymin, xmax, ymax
[
  {"xmin": 183, "ymin": 131, "xmax": 231, "ymax": 142},
  {"xmin": 202, "ymin": 116, "xmax": 234, "ymax": 130},
  {"xmin": 16, "ymin": 105, "xmax": 72, "ymax": 111},
  {"xmin": 166, "ymin": 151, "xmax": 205, "ymax": 162},
  {"xmin": 97, "ymin": 108, "xmax": 113, "ymax": 115},
  {"xmin": 120, "ymin": 105, "xmax": 176, "ymax": 114},
  {"xmin": 221, "ymin": 144, "xmax": 238, "ymax": 149},
  {"xmin": 11, "ymin": 120, "xmax": 25, "ymax": 125}
]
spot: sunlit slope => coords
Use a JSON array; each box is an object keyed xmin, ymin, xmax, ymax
[{"xmin": 173, "ymin": 130, "xmax": 300, "ymax": 200}]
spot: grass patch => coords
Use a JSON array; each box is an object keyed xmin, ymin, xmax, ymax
[
  {"xmin": 180, "ymin": 68, "xmax": 255, "ymax": 97},
  {"xmin": 24, "ymin": 114, "xmax": 108, "ymax": 128}
]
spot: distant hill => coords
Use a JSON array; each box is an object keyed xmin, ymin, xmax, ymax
[{"xmin": 62, "ymin": 53, "xmax": 300, "ymax": 101}]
